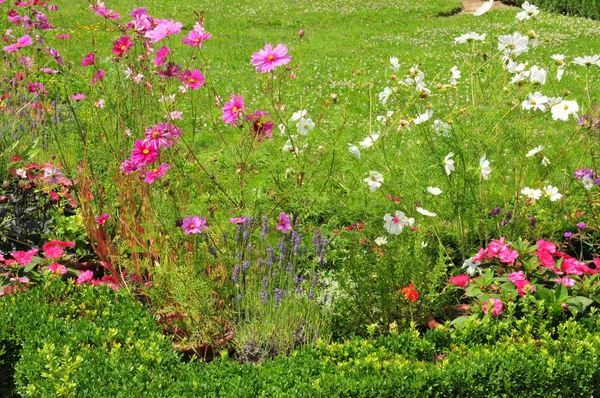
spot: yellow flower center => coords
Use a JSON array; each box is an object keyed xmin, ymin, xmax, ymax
[
  {"xmin": 268, "ymin": 55, "xmax": 274, "ymax": 61},
  {"xmin": 152, "ymin": 131, "xmax": 160, "ymax": 137},
  {"xmin": 564, "ymin": 105, "xmax": 569, "ymax": 110},
  {"xmin": 120, "ymin": 45, "xmax": 126, "ymax": 50},
  {"xmin": 531, "ymin": 100, "xmax": 536, "ymax": 105},
  {"xmin": 153, "ymin": 168, "xmax": 158, "ymax": 173},
  {"xmin": 232, "ymin": 106, "xmax": 238, "ymax": 113},
  {"xmin": 142, "ymin": 149, "xmax": 149, "ymax": 154}
]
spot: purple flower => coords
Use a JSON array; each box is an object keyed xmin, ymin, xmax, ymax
[
  {"xmin": 181, "ymin": 215, "xmax": 208, "ymax": 234},
  {"xmin": 489, "ymin": 207, "xmax": 502, "ymax": 217},
  {"xmin": 277, "ymin": 212, "xmax": 292, "ymax": 233},
  {"xmin": 529, "ymin": 216, "xmax": 537, "ymax": 228},
  {"xmin": 574, "ymin": 168, "xmax": 596, "ymax": 179},
  {"xmin": 274, "ymin": 288, "xmax": 283, "ymax": 307},
  {"xmin": 577, "ymin": 222, "xmax": 586, "ymax": 229},
  {"xmin": 564, "ymin": 232, "xmax": 573, "ymax": 238}
]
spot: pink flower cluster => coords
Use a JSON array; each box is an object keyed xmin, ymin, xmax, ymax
[
  {"xmin": 483, "ymin": 298, "xmax": 503, "ymax": 317},
  {"xmin": 536, "ymin": 239, "xmax": 598, "ymax": 278},
  {"xmin": 76, "ymin": 270, "xmax": 119, "ymax": 290},
  {"xmin": 508, "ymin": 271, "xmax": 535, "ymax": 296},
  {"xmin": 89, "ymin": 0, "xmax": 120, "ymax": 20},
  {"xmin": 471, "ymin": 237, "xmax": 519, "ymax": 265}
]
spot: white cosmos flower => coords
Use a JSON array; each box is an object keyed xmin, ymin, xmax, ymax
[
  {"xmin": 278, "ymin": 123, "xmax": 286, "ymax": 136},
  {"xmin": 449, "ymin": 66, "xmax": 461, "ymax": 84},
  {"xmin": 556, "ymin": 67, "xmax": 565, "ymax": 81},
  {"xmin": 522, "ymin": 92, "xmax": 548, "ymax": 112},
  {"xmin": 378, "ymin": 87, "xmax": 394, "ymax": 105},
  {"xmin": 359, "ymin": 133, "xmax": 380, "ymax": 149},
  {"xmin": 551, "ymin": 100, "xmax": 579, "ymax": 121},
  {"xmin": 529, "ymin": 66, "xmax": 547, "ymax": 85},
  {"xmin": 480, "ymin": 154, "xmax": 491, "ymax": 180},
  {"xmin": 377, "ymin": 111, "xmax": 394, "ymax": 124},
  {"xmin": 582, "ymin": 175, "xmax": 594, "ymax": 190},
  {"xmin": 383, "ymin": 211, "xmax": 414, "ymax": 235},
  {"xmin": 433, "ymin": 120, "xmax": 451, "ymax": 136},
  {"xmin": 511, "ymin": 70, "xmax": 530, "ymax": 85},
  {"xmin": 290, "ymin": 109, "xmax": 308, "ymax": 122},
  {"xmin": 421, "ymin": 241, "xmax": 428, "ymax": 248},
  {"xmin": 572, "ymin": 55, "xmax": 600, "ymax": 67},
  {"xmin": 390, "ymin": 56, "xmax": 400, "ymax": 72},
  {"xmin": 296, "ymin": 117, "xmax": 315, "ymax": 135},
  {"xmin": 443, "ymin": 152, "xmax": 455, "ymax": 176},
  {"xmin": 416, "ymin": 207, "xmax": 437, "ymax": 217},
  {"xmin": 498, "ymin": 32, "xmax": 529, "ymax": 57},
  {"xmin": 427, "ymin": 186, "xmax": 443, "ymax": 196},
  {"xmin": 364, "ymin": 171, "xmax": 384, "ymax": 192},
  {"xmin": 543, "ymin": 185, "xmax": 563, "ymax": 201},
  {"xmin": 348, "ymin": 144, "xmax": 361, "ymax": 159},
  {"xmin": 374, "ymin": 236, "xmax": 388, "ymax": 246},
  {"xmin": 525, "ymin": 145, "xmax": 543, "ymax": 157},
  {"xmin": 521, "ymin": 187, "xmax": 542, "ymax": 200},
  {"xmin": 552, "ymin": 54, "xmax": 566, "ymax": 64},
  {"xmin": 473, "ymin": 0, "xmax": 493, "ymax": 16},
  {"xmin": 462, "ymin": 258, "xmax": 482, "ymax": 276},
  {"xmin": 516, "ymin": 1, "xmax": 539, "ymax": 21},
  {"xmin": 414, "ymin": 109, "xmax": 433, "ymax": 125},
  {"xmin": 454, "ymin": 32, "xmax": 486, "ymax": 44},
  {"xmin": 542, "ymin": 156, "xmax": 551, "ymax": 166}
]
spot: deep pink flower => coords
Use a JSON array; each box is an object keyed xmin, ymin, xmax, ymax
[
  {"xmin": 180, "ymin": 69, "xmax": 205, "ymax": 90},
  {"xmin": 247, "ymin": 110, "xmax": 274, "ymax": 140},
  {"xmin": 96, "ymin": 213, "xmax": 110, "ymax": 226},
  {"xmin": 508, "ymin": 271, "xmax": 526, "ymax": 283},
  {"xmin": 486, "ymin": 237, "xmax": 508, "ymax": 259},
  {"xmin": 43, "ymin": 240, "xmax": 75, "ymax": 259},
  {"xmin": 143, "ymin": 163, "xmax": 170, "ymax": 184},
  {"xmin": 536, "ymin": 239, "xmax": 556, "ymax": 254},
  {"xmin": 473, "ymin": 248, "xmax": 486, "ymax": 262},
  {"xmin": 277, "ymin": 212, "xmax": 292, "ymax": 233},
  {"xmin": 112, "ymin": 36, "xmax": 133, "ymax": 58},
  {"xmin": 155, "ymin": 46, "xmax": 170, "ymax": 66},
  {"xmin": 71, "ymin": 93, "xmax": 86, "ymax": 101},
  {"xmin": 181, "ymin": 215, "xmax": 208, "ymax": 234},
  {"xmin": 145, "ymin": 19, "xmax": 182, "ymax": 43},
  {"xmin": 3, "ymin": 34, "xmax": 33, "ymax": 53},
  {"xmin": 513, "ymin": 279, "xmax": 535, "ymax": 296},
  {"xmin": 40, "ymin": 67, "xmax": 58, "ymax": 74},
  {"xmin": 27, "ymin": 82, "xmax": 46, "ymax": 95},
  {"xmin": 131, "ymin": 140, "xmax": 159, "ymax": 165},
  {"xmin": 120, "ymin": 158, "xmax": 141, "ymax": 174},
  {"xmin": 449, "ymin": 274, "xmax": 470, "ymax": 287},
  {"xmin": 251, "ymin": 44, "xmax": 291, "ymax": 73},
  {"xmin": 556, "ymin": 276, "xmax": 576, "ymax": 287},
  {"xmin": 498, "ymin": 248, "xmax": 519, "ymax": 264},
  {"xmin": 222, "ymin": 94, "xmax": 246, "ymax": 125},
  {"xmin": 482, "ymin": 298, "xmax": 503, "ymax": 317},
  {"xmin": 56, "ymin": 34, "xmax": 70, "ymax": 39},
  {"xmin": 81, "ymin": 52, "xmax": 95, "ymax": 66},
  {"xmin": 143, "ymin": 125, "xmax": 173, "ymax": 150},
  {"xmin": 48, "ymin": 262, "xmax": 67, "ymax": 275},
  {"xmin": 77, "ymin": 270, "xmax": 94, "ymax": 284},
  {"xmin": 181, "ymin": 29, "xmax": 211, "ymax": 47},
  {"xmin": 91, "ymin": 69, "xmax": 106, "ymax": 84},
  {"xmin": 11, "ymin": 249, "xmax": 39, "ymax": 265}
]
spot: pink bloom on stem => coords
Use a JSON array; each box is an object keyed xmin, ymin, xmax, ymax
[
  {"xmin": 181, "ymin": 215, "xmax": 208, "ymax": 234},
  {"xmin": 536, "ymin": 239, "xmax": 556, "ymax": 254},
  {"xmin": 222, "ymin": 94, "xmax": 246, "ymax": 125},
  {"xmin": 3, "ymin": 34, "xmax": 33, "ymax": 53},
  {"xmin": 40, "ymin": 67, "xmax": 58, "ymax": 74},
  {"xmin": 486, "ymin": 237, "xmax": 509, "ymax": 259},
  {"xmin": 482, "ymin": 298, "xmax": 503, "ymax": 317},
  {"xmin": 56, "ymin": 34, "xmax": 71, "ymax": 39},
  {"xmin": 77, "ymin": 270, "xmax": 94, "ymax": 284},
  {"xmin": 498, "ymin": 248, "xmax": 519, "ymax": 264},
  {"xmin": 48, "ymin": 262, "xmax": 67, "ymax": 275},
  {"xmin": 97, "ymin": 213, "xmax": 110, "ymax": 226},
  {"xmin": 473, "ymin": 248, "xmax": 486, "ymax": 262},
  {"xmin": 120, "ymin": 158, "xmax": 141, "ymax": 174},
  {"xmin": 131, "ymin": 140, "xmax": 159, "ymax": 165},
  {"xmin": 251, "ymin": 44, "xmax": 291, "ymax": 73},
  {"xmin": 556, "ymin": 276, "xmax": 577, "ymax": 287},
  {"xmin": 112, "ymin": 35, "xmax": 133, "ymax": 58},
  {"xmin": 43, "ymin": 166, "xmax": 62, "ymax": 184},
  {"xmin": 277, "ymin": 212, "xmax": 292, "ymax": 233},
  {"xmin": 508, "ymin": 271, "xmax": 526, "ymax": 283},
  {"xmin": 81, "ymin": 52, "xmax": 95, "ymax": 66},
  {"xmin": 143, "ymin": 123, "xmax": 177, "ymax": 150},
  {"xmin": 181, "ymin": 29, "xmax": 212, "ymax": 47},
  {"xmin": 91, "ymin": 69, "xmax": 106, "ymax": 84},
  {"xmin": 229, "ymin": 217, "xmax": 246, "ymax": 225},
  {"xmin": 513, "ymin": 279, "xmax": 535, "ymax": 296},
  {"xmin": 43, "ymin": 240, "xmax": 75, "ymax": 259},
  {"xmin": 247, "ymin": 110, "xmax": 274, "ymax": 140},
  {"xmin": 143, "ymin": 163, "xmax": 170, "ymax": 184},
  {"xmin": 11, "ymin": 249, "xmax": 38, "ymax": 265},
  {"xmin": 155, "ymin": 46, "xmax": 170, "ymax": 66},
  {"xmin": 28, "ymin": 82, "xmax": 46, "ymax": 95},
  {"xmin": 71, "ymin": 93, "xmax": 86, "ymax": 101},
  {"xmin": 145, "ymin": 19, "xmax": 182, "ymax": 43},
  {"xmin": 180, "ymin": 69, "xmax": 205, "ymax": 90},
  {"xmin": 449, "ymin": 274, "xmax": 470, "ymax": 287}
]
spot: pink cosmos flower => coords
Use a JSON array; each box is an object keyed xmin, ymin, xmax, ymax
[
  {"xmin": 81, "ymin": 52, "xmax": 95, "ymax": 66},
  {"xmin": 251, "ymin": 44, "xmax": 291, "ymax": 73},
  {"xmin": 145, "ymin": 19, "xmax": 182, "ymax": 43},
  {"xmin": 112, "ymin": 35, "xmax": 133, "ymax": 58},
  {"xmin": 28, "ymin": 82, "xmax": 46, "ymax": 95},
  {"xmin": 71, "ymin": 93, "xmax": 86, "ymax": 101},
  {"xmin": 180, "ymin": 69, "xmax": 205, "ymax": 90},
  {"xmin": 43, "ymin": 166, "xmax": 62, "ymax": 184},
  {"xmin": 556, "ymin": 276, "xmax": 576, "ymax": 287},
  {"xmin": 482, "ymin": 298, "xmax": 503, "ymax": 317},
  {"xmin": 77, "ymin": 270, "xmax": 94, "ymax": 284},
  {"xmin": 277, "ymin": 212, "xmax": 292, "ymax": 233},
  {"xmin": 143, "ymin": 163, "xmax": 170, "ymax": 184},
  {"xmin": 143, "ymin": 126, "xmax": 174, "ymax": 150},
  {"xmin": 181, "ymin": 29, "xmax": 212, "ymax": 47},
  {"xmin": 43, "ymin": 240, "xmax": 75, "ymax": 259},
  {"xmin": 3, "ymin": 34, "xmax": 33, "ymax": 53},
  {"xmin": 247, "ymin": 110, "xmax": 274, "ymax": 140},
  {"xmin": 40, "ymin": 67, "xmax": 58, "ymax": 74},
  {"xmin": 222, "ymin": 94, "xmax": 246, "ymax": 125},
  {"xmin": 91, "ymin": 69, "xmax": 106, "ymax": 84},
  {"xmin": 155, "ymin": 46, "xmax": 170, "ymax": 66},
  {"xmin": 11, "ymin": 249, "xmax": 38, "ymax": 265},
  {"xmin": 96, "ymin": 213, "xmax": 110, "ymax": 226},
  {"xmin": 48, "ymin": 262, "xmax": 67, "ymax": 275},
  {"xmin": 181, "ymin": 215, "xmax": 208, "ymax": 234},
  {"xmin": 229, "ymin": 217, "xmax": 246, "ymax": 225},
  {"xmin": 448, "ymin": 274, "xmax": 470, "ymax": 287},
  {"xmin": 131, "ymin": 140, "xmax": 159, "ymax": 165},
  {"xmin": 120, "ymin": 158, "xmax": 141, "ymax": 174}
]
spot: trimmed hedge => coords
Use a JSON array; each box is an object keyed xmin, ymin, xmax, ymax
[
  {"xmin": 503, "ymin": 0, "xmax": 600, "ymax": 20},
  {"xmin": 4, "ymin": 279, "xmax": 600, "ymax": 397}
]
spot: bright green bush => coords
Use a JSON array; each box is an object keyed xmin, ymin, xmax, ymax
[{"xmin": 504, "ymin": 0, "xmax": 600, "ymax": 20}]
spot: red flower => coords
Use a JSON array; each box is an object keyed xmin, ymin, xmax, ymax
[
  {"xmin": 112, "ymin": 35, "xmax": 133, "ymax": 58},
  {"xmin": 401, "ymin": 284, "xmax": 419, "ymax": 302},
  {"xmin": 449, "ymin": 274, "xmax": 470, "ymax": 287}
]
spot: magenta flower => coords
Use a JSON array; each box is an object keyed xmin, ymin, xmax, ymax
[
  {"xmin": 120, "ymin": 158, "xmax": 141, "ymax": 174},
  {"xmin": 71, "ymin": 93, "xmax": 86, "ymax": 101},
  {"xmin": 145, "ymin": 19, "xmax": 182, "ymax": 43},
  {"xmin": 131, "ymin": 140, "xmax": 159, "ymax": 165},
  {"xmin": 277, "ymin": 212, "xmax": 292, "ymax": 233},
  {"xmin": 96, "ymin": 213, "xmax": 110, "ymax": 226},
  {"xmin": 143, "ymin": 163, "xmax": 170, "ymax": 184},
  {"xmin": 482, "ymin": 298, "xmax": 503, "ymax": 317},
  {"xmin": 180, "ymin": 69, "xmax": 205, "ymax": 90},
  {"xmin": 81, "ymin": 52, "xmax": 95, "ymax": 66},
  {"xmin": 3, "ymin": 35, "xmax": 33, "ymax": 53},
  {"xmin": 11, "ymin": 249, "xmax": 38, "ymax": 265},
  {"xmin": 77, "ymin": 270, "xmax": 94, "ymax": 284},
  {"xmin": 229, "ymin": 217, "xmax": 246, "ymax": 225},
  {"xmin": 43, "ymin": 166, "xmax": 62, "ymax": 184},
  {"xmin": 143, "ymin": 124, "xmax": 174, "ymax": 150},
  {"xmin": 43, "ymin": 240, "xmax": 75, "ymax": 259},
  {"xmin": 556, "ymin": 276, "xmax": 576, "ymax": 287},
  {"xmin": 155, "ymin": 46, "xmax": 170, "ymax": 66},
  {"xmin": 27, "ymin": 82, "xmax": 46, "ymax": 95},
  {"xmin": 251, "ymin": 44, "xmax": 291, "ymax": 73},
  {"xmin": 247, "ymin": 110, "xmax": 274, "ymax": 140},
  {"xmin": 112, "ymin": 35, "xmax": 133, "ymax": 58},
  {"xmin": 181, "ymin": 29, "xmax": 212, "ymax": 47},
  {"xmin": 48, "ymin": 262, "xmax": 67, "ymax": 275},
  {"xmin": 222, "ymin": 94, "xmax": 246, "ymax": 125},
  {"xmin": 56, "ymin": 34, "xmax": 71, "ymax": 40},
  {"xmin": 40, "ymin": 67, "xmax": 58, "ymax": 74},
  {"xmin": 181, "ymin": 215, "xmax": 208, "ymax": 234},
  {"xmin": 448, "ymin": 274, "xmax": 470, "ymax": 287}
]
